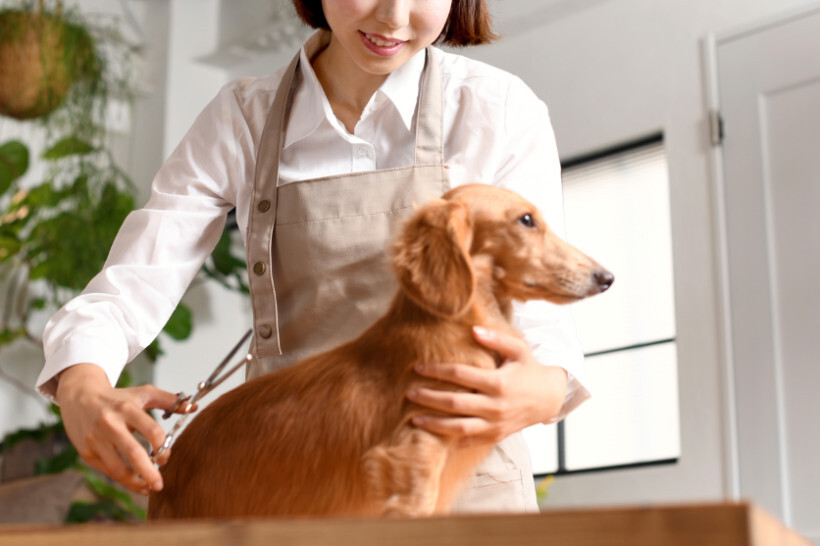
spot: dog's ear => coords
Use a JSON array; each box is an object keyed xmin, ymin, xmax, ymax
[{"xmin": 393, "ymin": 199, "xmax": 475, "ymax": 318}]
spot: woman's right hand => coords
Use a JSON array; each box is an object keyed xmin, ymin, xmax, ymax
[{"xmin": 55, "ymin": 364, "xmax": 183, "ymax": 496}]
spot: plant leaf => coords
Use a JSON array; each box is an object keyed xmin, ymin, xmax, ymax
[
  {"xmin": 66, "ymin": 500, "xmax": 134, "ymax": 524},
  {"xmin": 210, "ymin": 228, "xmax": 246, "ymax": 276},
  {"xmin": 144, "ymin": 339, "xmax": 163, "ymax": 362},
  {"xmin": 35, "ymin": 444, "xmax": 79, "ymax": 475},
  {"xmin": 41, "ymin": 137, "xmax": 95, "ymax": 160},
  {"xmin": 162, "ymin": 303, "xmax": 193, "ymax": 341},
  {"xmin": 0, "ymin": 327, "xmax": 24, "ymax": 345},
  {"xmin": 2, "ymin": 422, "xmax": 63, "ymax": 451},
  {"xmin": 0, "ymin": 140, "xmax": 29, "ymax": 195},
  {"xmin": 17, "ymin": 182, "xmax": 63, "ymax": 208},
  {"xmin": 0, "ymin": 234, "xmax": 22, "ymax": 262},
  {"xmin": 25, "ymin": 182, "xmax": 135, "ymax": 291},
  {"xmin": 115, "ymin": 369, "xmax": 132, "ymax": 388}
]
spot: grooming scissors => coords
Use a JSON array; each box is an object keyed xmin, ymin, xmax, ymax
[{"xmin": 150, "ymin": 329, "xmax": 253, "ymax": 464}]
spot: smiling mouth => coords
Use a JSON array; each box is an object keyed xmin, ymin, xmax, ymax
[
  {"xmin": 361, "ymin": 31, "xmax": 404, "ymax": 47},
  {"xmin": 366, "ymin": 34, "xmax": 400, "ymax": 46}
]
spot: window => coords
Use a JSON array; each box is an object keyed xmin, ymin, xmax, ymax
[{"xmin": 524, "ymin": 135, "xmax": 680, "ymax": 476}]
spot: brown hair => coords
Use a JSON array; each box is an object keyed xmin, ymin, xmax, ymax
[{"xmin": 291, "ymin": 0, "xmax": 498, "ymax": 46}]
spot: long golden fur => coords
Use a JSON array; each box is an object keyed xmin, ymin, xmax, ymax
[{"xmin": 148, "ymin": 184, "xmax": 612, "ymax": 519}]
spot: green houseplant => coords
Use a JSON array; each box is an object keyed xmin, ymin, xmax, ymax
[{"xmin": 0, "ymin": 0, "xmax": 248, "ymax": 523}]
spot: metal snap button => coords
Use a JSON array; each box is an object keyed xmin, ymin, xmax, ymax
[
  {"xmin": 257, "ymin": 325, "xmax": 272, "ymax": 339},
  {"xmin": 257, "ymin": 200, "xmax": 271, "ymax": 213},
  {"xmin": 253, "ymin": 262, "xmax": 266, "ymax": 275}
]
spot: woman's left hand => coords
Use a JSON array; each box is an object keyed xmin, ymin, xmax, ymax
[{"xmin": 407, "ymin": 326, "xmax": 568, "ymax": 447}]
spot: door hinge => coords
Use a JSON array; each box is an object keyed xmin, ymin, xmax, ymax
[{"xmin": 709, "ymin": 109, "xmax": 724, "ymax": 147}]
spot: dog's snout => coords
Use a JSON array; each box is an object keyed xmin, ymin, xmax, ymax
[{"xmin": 594, "ymin": 269, "xmax": 614, "ymax": 292}]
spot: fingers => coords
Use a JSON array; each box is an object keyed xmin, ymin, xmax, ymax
[
  {"xmin": 94, "ymin": 399, "xmax": 166, "ymax": 492},
  {"xmin": 57, "ymin": 370, "xmax": 181, "ymax": 495},
  {"xmin": 472, "ymin": 326, "xmax": 529, "ymax": 362},
  {"xmin": 408, "ymin": 326, "xmax": 547, "ymax": 443},
  {"xmin": 121, "ymin": 405, "xmax": 168, "ymax": 486},
  {"xmin": 83, "ymin": 443, "xmax": 144, "ymax": 495},
  {"xmin": 63, "ymin": 384, "xmax": 177, "ymax": 495},
  {"xmin": 123, "ymin": 396, "xmax": 168, "ymax": 449},
  {"xmin": 136, "ymin": 384, "xmax": 195, "ymax": 414},
  {"xmin": 407, "ymin": 386, "xmax": 498, "ymax": 419},
  {"xmin": 86, "ymin": 436, "xmax": 154, "ymax": 495},
  {"xmin": 407, "ymin": 383, "xmax": 509, "ymax": 443},
  {"xmin": 413, "ymin": 362, "xmax": 497, "ymax": 392},
  {"xmin": 411, "ymin": 414, "xmax": 500, "ymax": 445}
]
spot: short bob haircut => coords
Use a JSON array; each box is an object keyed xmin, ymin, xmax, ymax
[{"xmin": 291, "ymin": 0, "xmax": 498, "ymax": 46}]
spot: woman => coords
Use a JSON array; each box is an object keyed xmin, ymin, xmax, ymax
[{"xmin": 37, "ymin": 0, "xmax": 589, "ymax": 512}]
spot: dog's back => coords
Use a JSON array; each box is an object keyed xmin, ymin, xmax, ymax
[
  {"xmin": 149, "ymin": 344, "xmax": 394, "ymax": 517},
  {"xmin": 148, "ymin": 305, "xmax": 493, "ymax": 519}
]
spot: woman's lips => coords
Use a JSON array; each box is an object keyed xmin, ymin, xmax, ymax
[{"xmin": 359, "ymin": 31, "xmax": 405, "ymax": 56}]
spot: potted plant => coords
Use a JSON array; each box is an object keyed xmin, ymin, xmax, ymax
[
  {"xmin": 0, "ymin": 0, "xmax": 248, "ymax": 524},
  {"xmin": 0, "ymin": 0, "xmax": 99, "ymax": 119},
  {"xmin": 0, "ymin": 134, "xmax": 248, "ymax": 523}
]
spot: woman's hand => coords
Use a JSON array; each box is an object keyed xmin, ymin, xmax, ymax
[
  {"xmin": 55, "ymin": 364, "xmax": 185, "ymax": 496},
  {"xmin": 407, "ymin": 326, "xmax": 568, "ymax": 446}
]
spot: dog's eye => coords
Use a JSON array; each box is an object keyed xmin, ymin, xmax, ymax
[{"xmin": 518, "ymin": 214, "xmax": 536, "ymax": 228}]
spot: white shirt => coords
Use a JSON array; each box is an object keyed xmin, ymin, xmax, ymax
[{"xmin": 37, "ymin": 32, "xmax": 590, "ymax": 418}]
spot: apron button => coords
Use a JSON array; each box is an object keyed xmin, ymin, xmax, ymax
[
  {"xmin": 253, "ymin": 261, "xmax": 267, "ymax": 275},
  {"xmin": 257, "ymin": 325, "xmax": 273, "ymax": 339},
  {"xmin": 257, "ymin": 200, "xmax": 271, "ymax": 213}
]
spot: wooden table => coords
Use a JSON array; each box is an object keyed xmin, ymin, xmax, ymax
[{"xmin": 0, "ymin": 502, "xmax": 812, "ymax": 545}]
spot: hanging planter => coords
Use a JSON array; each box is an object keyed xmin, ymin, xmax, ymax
[{"xmin": 0, "ymin": 0, "xmax": 98, "ymax": 120}]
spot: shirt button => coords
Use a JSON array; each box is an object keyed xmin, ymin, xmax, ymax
[
  {"xmin": 357, "ymin": 146, "xmax": 370, "ymax": 158},
  {"xmin": 257, "ymin": 200, "xmax": 271, "ymax": 213},
  {"xmin": 257, "ymin": 325, "xmax": 272, "ymax": 339},
  {"xmin": 253, "ymin": 261, "xmax": 266, "ymax": 275}
]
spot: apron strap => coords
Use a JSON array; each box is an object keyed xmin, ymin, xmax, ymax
[
  {"xmin": 246, "ymin": 53, "xmax": 299, "ymax": 357},
  {"xmin": 414, "ymin": 46, "xmax": 445, "ymax": 167}
]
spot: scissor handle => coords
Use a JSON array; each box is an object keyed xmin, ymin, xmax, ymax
[{"xmin": 161, "ymin": 392, "xmax": 193, "ymax": 420}]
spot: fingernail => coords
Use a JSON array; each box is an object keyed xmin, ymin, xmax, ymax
[
  {"xmin": 152, "ymin": 481, "xmax": 163, "ymax": 491},
  {"xmin": 473, "ymin": 326, "xmax": 491, "ymax": 337},
  {"xmin": 414, "ymin": 363, "xmax": 425, "ymax": 373},
  {"xmin": 412, "ymin": 415, "xmax": 427, "ymax": 426},
  {"xmin": 407, "ymin": 389, "xmax": 418, "ymax": 399}
]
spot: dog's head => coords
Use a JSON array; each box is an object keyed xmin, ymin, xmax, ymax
[{"xmin": 393, "ymin": 184, "xmax": 613, "ymax": 318}]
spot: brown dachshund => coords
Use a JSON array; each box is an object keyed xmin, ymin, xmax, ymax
[{"xmin": 148, "ymin": 184, "xmax": 613, "ymax": 519}]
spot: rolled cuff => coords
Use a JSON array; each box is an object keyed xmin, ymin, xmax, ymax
[
  {"xmin": 544, "ymin": 371, "xmax": 590, "ymax": 424},
  {"xmin": 36, "ymin": 336, "xmax": 127, "ymax": 402}
]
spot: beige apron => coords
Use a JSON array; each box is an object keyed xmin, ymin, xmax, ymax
[{"xmin": 244, "ymin": 44, "xmax": 538, "ymax": 513}]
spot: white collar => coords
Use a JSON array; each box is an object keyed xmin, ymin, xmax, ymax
[{"xmin": 284, "ymin": 30, "xmax": 426, "ymax": 149}]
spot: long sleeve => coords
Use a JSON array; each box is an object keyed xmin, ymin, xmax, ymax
[{"xmin": 36, "ymin": 84, "xmax": 248, "ymax": 400}]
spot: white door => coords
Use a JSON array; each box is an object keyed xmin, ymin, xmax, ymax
[{"xmin": 714, "ymin": 5, "xmax": 820, "ymax": 540}]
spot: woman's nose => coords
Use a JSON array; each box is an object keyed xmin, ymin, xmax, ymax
[{"xmin": 374, "ymin": 0, "xmax": 410, "ymax": 30}]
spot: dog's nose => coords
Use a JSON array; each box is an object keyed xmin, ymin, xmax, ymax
[{"xmin": 594, "ymin": 269, "xmax": 614, "ymax": 292}]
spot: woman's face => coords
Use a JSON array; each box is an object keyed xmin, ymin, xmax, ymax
[{"xmin": 321, "ymin": 0, "xmax": 452, "ymax": 76}]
